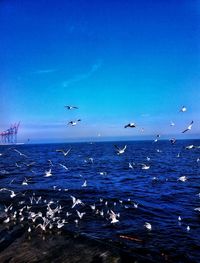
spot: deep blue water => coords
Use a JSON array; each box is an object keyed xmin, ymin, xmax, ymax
[{"xmin": 0, "ymin": 140, "xmax": 200, "ymax": 262}]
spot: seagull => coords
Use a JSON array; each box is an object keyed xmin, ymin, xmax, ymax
[
  {"xmin": 65, "ymin": 105, "xmax": 78, "ymax": 110},
  {"xmin": 180, "ymin": 106, "xmax": 187, "ymax": 112},
  {"xmin": 185, "ymin": 145, "xmax": 194, "ymax": 150},
  {"xmin": 84, "ymin": 157, "xmax": 94, "ymax": 164},
  {"xmin": 178, "ymin": 176, "xmax": 187, "ymax": 182},
  {"xmin": 22, "ymin": 178, "xmax": 31, "ymax": 185},
  {"xmin": 48, "ymin": 159, "xmax": 53, "ymax": 166},
  {"xmin": 114, "ymin": 145, "xmax": 127, "ymax": 155},
  {"xmin": 82, "ymin": 180, "xmax": 87, "ymax": 187},
  {"xmin": 144, "ymin": 222, "xmax": 152, "ymax": 230},
  {"xmin": 14, "ymin": 149, "xmax": 27, "ymax": 157},
  {"xmin": 154, "ymin": 134, "xmax": 160, "ymax": 143},
  {"xmin": 4, "ymin": 217, "xmax": 10, "ymax": 223},
  {"xmin": 4, "ymin": 203, "xmax": 13, "ymax": 213},
  {"xmin": 15, "ymin": 162, "xmax": 22, "ymax": 168},
  {"xmin": 25, "ymin": 162, "xmax": 36, "ymax": 167},
  {"xmin": 56, "ymin": 148, "xmax": 71, "ymax": 156},
  {"xmin": 0, "ymin": 188, "xmax": 17, "ymax": 198},
  {"xmin": 170, "ymin": 138, "xmax": 176, "ymax": 145},
  {"xmin": 182, "ymin": 121, "xmax": 193, "ymax": 133},
  {"xmin": 99, "ymin": 171, "xmax": 107, "ymax": 175},
  {"xmin": 109, "ymin": 210, "xmax": 119, "ymax": 224},
  {"xmin": 170, "ymin": 121, "xmax": 175, "ymax": 126},
  {"xmin": 71, "ymin": 196, "xmax": 84, "ymax": 208},
  {"xmin": 129, "ymin": 162, "xmax": 135, "ymax": 169},
  {"xmin": 66, "ymin": 212, "xmax": 72, "ymax": 217},
  {"xmin": 68, "ymin": 119, "xmax": 81, "ymax": 126},
  {"xmin": 141, "ymin": 164, "xmax": 150, "ymax": 170},
  {"xmin": 36, "ymin": 218, "xmax": 50, "ymax": 231},
  {"xmin": 90, "ymin": 204, "xmax": 96, "ymax": 211},
  {"xmin": 44, "ymin": 168, "xmax": 52, "ymax": 177},
  {"xmin": 76, "ymin": 210, "xmax": 86, "ymax": 219},
  {"xmin": 59, "ymin": 163, "xmax": 69, "ymax": 170},
  {"xmin": 186, "ymin": 226, "xmax": 190, "ymax": 231},
  {"xmin": 124, "ymin": 123, "xmax": 136, "ymax": 128},
  {"xmin": 9, "ymin": 178, "xmax": 15, "ymax": 185}
]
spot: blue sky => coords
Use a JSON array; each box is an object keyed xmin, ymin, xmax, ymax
[{"xmin": 0, "ymin": 0, "xmax": 199, "ymax": 142}]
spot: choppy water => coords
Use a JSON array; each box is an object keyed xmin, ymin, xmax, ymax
[{"xmin": 0, "ymin": 140, "xmax": 200, "ymax": 262}]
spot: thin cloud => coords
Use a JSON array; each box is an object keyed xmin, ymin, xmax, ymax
[
  {"xmin": 62, "ymin": 60, "xmax": 102, "ymax": 87},
  {"xmin": 32, "ymin": 69, "xmax": 58, "ymax": 74},
  {"xmin": 141, "ymin": 113, "xmax": 150, "ymax": 117}
]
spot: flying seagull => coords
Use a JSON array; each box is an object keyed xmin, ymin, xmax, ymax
[
  {"xmin": 182, "ymin": 121, "xmax": 193, "ymax": 133},
  {"xmin": 170, "ymin": 121, "xmax": 175, "ymax": 126},
  {"xmin": 68, "ymin": 119, "xmax": 81, "ymax": 126},
  {"xmin": 114, "ymin": 145, "xmax": 127, "ymax": 155},
  {"xmin": 180, "ymin": 106, "xmax": 187, "ymax": 112},
  {"xmin": 14, "ymin": 149, "xmax": 27, "ymax": 158},
  {"xmin": 170, "ymin": 138, "xmax": 176, "ymax": 145},
  {"xmin": 124, "ymin": 123, "xmax": 136, "ymax": 128},
  {"xmin": 65, "ymin": 105, "xmax": 78, "ymax": 110},
  {"xmin": 56, "ymin": 148, "xmax": 71, "ymax": 156},
  {"xmin": 144, "ymin": 222, "xmax": 152, "ymax": 230},
  {"xmin": 185, "ymin": 144, "xmax": 195, "ymax": 150}
]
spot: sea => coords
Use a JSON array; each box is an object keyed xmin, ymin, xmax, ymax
[{"xmin": 0, "ymin": 140, "xmax": 200, "ymax": 262}]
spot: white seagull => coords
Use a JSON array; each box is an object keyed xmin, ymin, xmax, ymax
[
  {"xmin": 141, "ymin": 164, "xmax": 150, "ymax": 170},
  {"xmin": 71, "ymin": 195, "xmax": 84, "ymax": 208},
  {"xmin": 178, "ymin": 176, "xmax": 187, "ymax": 182},
  {"xmin": 185, "ymin": 145, "xmax": 194, "ymax": 150},
  {"xmin": 82, "ymin": 180, "xmax": 87, "ymax": 187},
  {"xmin": 56, "ymin": 148, "xmax": 71, "ymax": 156},
  {"xmin": 76, "ymin": 210, "xmax": 86, "ymax": 219},
  {"xmin": 68, "ymin": 119, "xmax": 81, "ymax": 126},
  {"xmin": 144, "ymin": 222, "xmax": 152, "ymax": 230},
  {"xmin": 182, "ymin": 121, "xmax": 193, "ymax": 133},
  {"xmin": 0, "ymin": 188, "xmax": 17, "ymax": 198},
  {"xmin": 59, "ymin": 163, "xmax": 69, "ymax": 170},
  {"xmin": 180, "ymin": 106, "xmax": 187, "ymax": 112},
  {"xmin": 114, "ymin": 145, "xmax": 127, "ymax": 155},
  {"xmin": 44, "ymin": 168, "xmax": 52, "ymax": 177},
  {"xmin": 14, "ymin": 149, "xmax": 27, "ymax": 157},
  {"xmin": 109, "ymin": 210, "xmax": 119, "ymax": 224},
  {"xmin": 170, "ymin": 121, "xmax": 175, "ymax": 126}
]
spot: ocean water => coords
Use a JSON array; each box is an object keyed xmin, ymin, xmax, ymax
[{"xmin": 0, "ymin": 140, "xmax": 200, "ymax": 262}]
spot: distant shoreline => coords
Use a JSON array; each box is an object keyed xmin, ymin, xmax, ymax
[{"xmin": 1, "ymin": 138, "xmax": 199, "ymax": 146}]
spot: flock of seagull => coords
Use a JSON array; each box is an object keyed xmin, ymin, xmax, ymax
[
  {"xmin": 0, "ymin": 104, "xmax": 199, "ymax": 243},
  {"xmin": 65, "ymin": 105, "xmax": 194, "ymax": 134}
]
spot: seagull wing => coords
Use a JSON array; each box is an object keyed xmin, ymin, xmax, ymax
[
  {"xmin": 182, "ymin": 128, "xmax": 188, "ymax": 133},
  {"xmin": 188, "ymin": 121, "xmax": 194, "ymax": 129},
  {"xmin": 122, "ymin": 145, "xmax": 127, "ymax": 151},
  {"xmin": 56, "ymin": 149, "xmax": 64, "ymax": 153},
  {"xmin": 70, "ymin": 195, "xmax": 76, "ymax": 205},
  {"xmin": 114, "ymin": 145, "xmax": 120, "ymax": 151},
  {"xmin": 14, "ymin": 149, "xmax": 21, "ymax": 154},
  {"xmin": 65, "ymin": 148, "xmax": 71, "ymax": 156}
]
